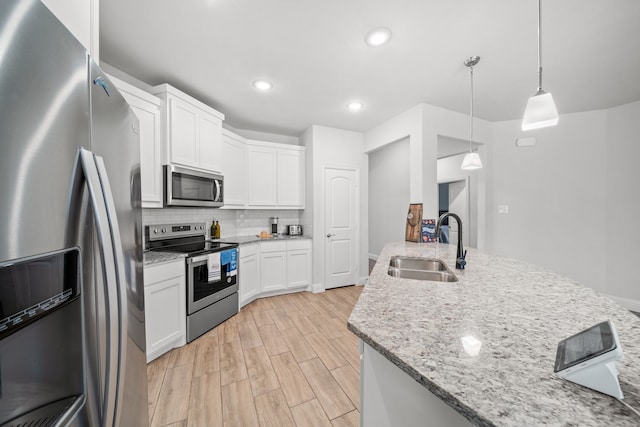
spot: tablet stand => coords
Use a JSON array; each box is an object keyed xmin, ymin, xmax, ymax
[{"xmin": 561, "ymin": 360, "xmax": 623, "ymax": 399}]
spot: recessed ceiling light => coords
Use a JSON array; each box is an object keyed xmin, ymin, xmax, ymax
[
  {"xmin": 365, "ymin": 27, "xmax": 392, "ymax": 47},
  {"xmin": 348, "ymin": 102, "xmax": 363, "ymax": 112},
  {"xmin": 253, "ymin": 80, "xmax": 272, "ymax": 91}
]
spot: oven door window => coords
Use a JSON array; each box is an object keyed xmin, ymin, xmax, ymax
[
  {"xmin": 172, "ymin": 173, "xmax": 217, "ymax": 202},
  {"xmin": 192, "ymin": 263, "xmax": 232, "ymax": 302}
]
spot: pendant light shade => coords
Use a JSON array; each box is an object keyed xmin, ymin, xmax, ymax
[
  {"xmin": 461, "ymin": 152, "xmax": 483, "ymax": 170},
  {"xmin": 522, "ymin": 90, "xmax": 558, "ymax": 130},
  {"xmin": 461, "ymin": 56, "xmax": 482, "ymax": 171},
  {"xmin": 522, "ymin": 0, "xmax": 558, "ymax": 131}
]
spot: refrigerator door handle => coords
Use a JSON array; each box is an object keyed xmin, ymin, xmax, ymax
[
  {"xmin": 93, "ymin": 154, "xmax": 129, "ymax": 427},
  {"xmin": 78, "ymin": 148, "xmax": 126, "ymax": 427}
]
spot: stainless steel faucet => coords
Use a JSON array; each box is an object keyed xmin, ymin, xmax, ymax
[{"xmin": 435, "ymin": 212, "xmax": 467, "ymax": 270}]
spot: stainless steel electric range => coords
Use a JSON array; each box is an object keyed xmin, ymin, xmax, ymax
[{"xmin": 146, "ymin": 223, "xmax": 238, "ymax": 342}]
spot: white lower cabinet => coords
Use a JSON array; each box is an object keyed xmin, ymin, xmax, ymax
[
  {"xmin": 238, "ymin": 239, "xmax": 312, "ymax": 308},
  {"xmin": 144, "ymin": 260, "xmax": 186, "ymax": 362},
  {"xmin": 239, "ymin": 243, "xmax": 260, "ymax": 306},
  {"xmin": 286, "ymin": 240, "xmax": 312, "ymax": 288},
  {"xmin": 260, "ymin": 241, "xmax": 287, "ymax": 292}
]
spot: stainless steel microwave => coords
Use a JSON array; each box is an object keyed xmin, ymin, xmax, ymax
[{"xmin": 164, "ymin": 165, "xmax": 224, "ymax": 207}]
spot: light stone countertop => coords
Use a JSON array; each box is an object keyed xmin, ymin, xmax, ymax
[
  {"xmin": 143, "ymin": 235, "xmax": 310, "ymax": 265},
  {"xmin": 348, "ymin": 241, "xmax": 640, "ymax": 426},
  {"xmin": 143, "ymin": 251, "xmax": 186, "ymax": 266},
  {"xmin": 214, "ymin": 234, "xmax": 311, "ymax": 245}
]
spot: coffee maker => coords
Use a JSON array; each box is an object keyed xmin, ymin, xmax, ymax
[{"xmin": 270, "ymin": 217, "xmax": 278, "ymax": 235}]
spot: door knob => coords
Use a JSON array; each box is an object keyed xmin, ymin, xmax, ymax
[{"xmin": 326, "ymin": 233, "xmax": 335, "ymax": 238}]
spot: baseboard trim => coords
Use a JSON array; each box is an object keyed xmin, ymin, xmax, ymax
[
  {"xmin": 311, "ymin": 282, "xmax": 325, "ymax": 293},
  {"xmin": 601, "ymin": 293, "xmax": 640, "ymax": 313}
]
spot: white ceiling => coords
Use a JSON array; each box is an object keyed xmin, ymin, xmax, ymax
[{"xmin": 100, "ymin": 0, "xmax": 640, "ymax": 137}]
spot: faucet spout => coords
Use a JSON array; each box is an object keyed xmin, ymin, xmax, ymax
[{"xmin": 435, "ymin": 212, "xmax": 467, "ymax": 270}]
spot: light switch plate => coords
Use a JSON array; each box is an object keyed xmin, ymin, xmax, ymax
[{"xmin": 498, "ymin": 205, "xmax": 509, "ymax": 214}]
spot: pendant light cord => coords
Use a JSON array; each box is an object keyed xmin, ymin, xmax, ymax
[
  {"xmin": 469, "ymin": 65, "xmax": 474, "ymax": 153},
  {"xmin": 537, "ymin": 0, "xmax": 543, "ymax": 92}
]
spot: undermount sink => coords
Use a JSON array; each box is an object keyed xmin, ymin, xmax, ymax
[
  {"xmin": 389, "ymin": 256, "xmax": 448, "ymax": 271},
  {"xmin": 387, "ymin": 256, "xmax": 458, "ymax": 283}
]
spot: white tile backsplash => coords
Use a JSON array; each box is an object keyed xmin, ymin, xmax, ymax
[{"xmin": 143, "ymin": 208, "xmax": 301, "ymax": 239}]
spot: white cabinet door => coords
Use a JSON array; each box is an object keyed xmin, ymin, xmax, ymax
[
  {"xmin": 277, "ymin": 148, "xmax": 304, "ymax": 207},
  {"xmin": 246, "ymin": 140, "xmax": 305, "ymax": 209},
  {"xmin": 199, "ymin": 112, "xmax": 222, "ymax": 173},
  {"xmin": 286, "ymin": 239, "xmax": 312, "ymax": 288},
  {"xmin": 153, "ymin": 84, "xmax": 224, "ymax": 173},
  {"xmin": 169, "ymin": 97, "xmax": 199, "ymax": 167},
  {"xmin": 144, "ymin": 260, "xmax": 186, "ymax": 362},
  {"xmin": 109, "ymin": 75, "xmax": 163, "ymax": 208},
  {"xmin": 248, "ymin": 144, "xmax": 277, "ymax": 206},
  {"xmin": 286, "ymin": 249, "xmax": 311, "ymax": 288},
  {"xmin": 260, "ymin": 242, "xmax": 287, "ymax": 292},
  {"xmin": 221, "ymin": 131, "xmax": 247, "ymax": 207},
  {"xmin": 239, "ymin": 244, "xmax": 260, "ymax": 307}
]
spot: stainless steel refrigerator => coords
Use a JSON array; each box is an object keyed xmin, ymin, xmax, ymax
[{"xmin": 0, "ymin": 0, "xmax": 148, "ymax": 425}]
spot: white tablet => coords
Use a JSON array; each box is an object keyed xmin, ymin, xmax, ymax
[{"xmin": 554, "ymin": 320, "xmax": 624, "ymax": 399}]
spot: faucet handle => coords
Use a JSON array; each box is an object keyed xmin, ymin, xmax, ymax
[{"xmin": 456, "ymin": 250, "xmax": 467, "ymax": 270}]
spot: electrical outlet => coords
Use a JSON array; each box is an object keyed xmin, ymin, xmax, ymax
[{"xmin": 498, "ymin": 205, "xmax": 509, "ymax": 214}]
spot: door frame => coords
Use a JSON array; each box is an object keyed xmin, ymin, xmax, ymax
[
  {"xmin": 437, "ymin": 175, "xmax": 472, "ymax": 247},
  {"xmin": 322, "ymin": 164, "xmax": 360, "ymax": 290}
]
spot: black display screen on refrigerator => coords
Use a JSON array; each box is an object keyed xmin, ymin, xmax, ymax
[{"xmin": 0, "ymin": 248, "xmax": 80, "ymax": 339}]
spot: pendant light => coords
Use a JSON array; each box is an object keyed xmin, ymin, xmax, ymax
[
  {"xmin": 461, "ymin": 56, "xmax": 482, "ymax": 171},
  {"xmin": 522, "ymin": 0, "xmax": 558, "ymax": 131}
]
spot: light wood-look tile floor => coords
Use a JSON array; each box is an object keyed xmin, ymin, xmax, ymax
[{"xmin": 147, "ymin": 285, "xmax": 364, "ymax": 427}]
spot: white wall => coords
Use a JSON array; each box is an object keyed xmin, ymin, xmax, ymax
[
  {"xmin": 605, "ymin": 101, "xmax": 640, "ymax": 308},
  {"xmin": 302, "ymin": 125, "xmax": 369, "ymax": 289},
  {"xmin": 488, "ymin": 110, "xmax": 608, "ymax": 293},
  {"xmin": 364, "ymin": 104, "xmax": 491, "ymax": 219},
  {"xmin": 364, "ymin": 103, "xmax": 491, "ymax": 246},
  {"xmin": 41, "ymin": 0, "xmax": 99, "ymax": 60},
  {"xmin": 368, "ymin": 138, "xmax": 410, "ymax": 258}
]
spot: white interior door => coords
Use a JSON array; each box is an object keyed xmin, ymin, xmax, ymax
[
  {"xmin": 447, "ymin": 179, "xmax": 469, "ymax": 247},
  {"xmin": 324, "ymin": 167, "xmax": 358, "ymax": 289}
]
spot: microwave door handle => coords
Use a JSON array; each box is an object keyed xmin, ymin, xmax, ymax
[
  {"xmin": 214, "ymin": 180, "xmax": 221, "ymax": 202},
  {"xmin": 78, "ymin": 148, "xmax": 121, "ymax": 427}
]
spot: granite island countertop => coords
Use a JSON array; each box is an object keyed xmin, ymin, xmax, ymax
[{"xmin": 348, "ymin": 241, "xmax": 640, "ymax": 426}]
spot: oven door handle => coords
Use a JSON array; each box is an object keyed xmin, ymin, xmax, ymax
[{"xmin": 188, "ymin": 254, "xmax": 211, "ymax": 265}]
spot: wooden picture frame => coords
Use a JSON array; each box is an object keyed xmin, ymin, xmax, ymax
[{"xmin": 405, "ymin": 203, "xmax": 423, "ymax": 242}]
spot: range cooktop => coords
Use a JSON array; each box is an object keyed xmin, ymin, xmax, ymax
[{"xmin": 145, "ymin": 222, "xmax": 237, "ymax": 257}]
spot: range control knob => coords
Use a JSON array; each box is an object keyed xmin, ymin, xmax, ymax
[
  {"xmin": 161, "ymin": 228, "xmax": 167, "ymax": 233},
  {"xmin": 153, "ymin": 228, "xmax": 158, "ymax": 234}
]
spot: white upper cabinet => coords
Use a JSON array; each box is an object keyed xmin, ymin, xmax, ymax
[
  {"xmin": 221, "ymin": 129, "xmax": 247, "ymax": 208},
  {"xmin": 277, "ymin": 148, "xmax": 304, "ymax": 207},
  {"xmin": 247, "ymin": 143, "xmax": 278, "ymax": 207},
  {"xmin": 108, "ymin": 75, "xmax": 163, "ymax": 208},
  {"xmin": 247, "ymin": 140, "xmax": 305, "ymax": 209},
  {"xmin": 152, "ymin": 84, "xmax": 224, "ymax": 173}
]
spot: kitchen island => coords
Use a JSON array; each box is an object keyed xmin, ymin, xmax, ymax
[{"xmin": 348, "ymin": 242, "xmax": 640, "ymax": 426}]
